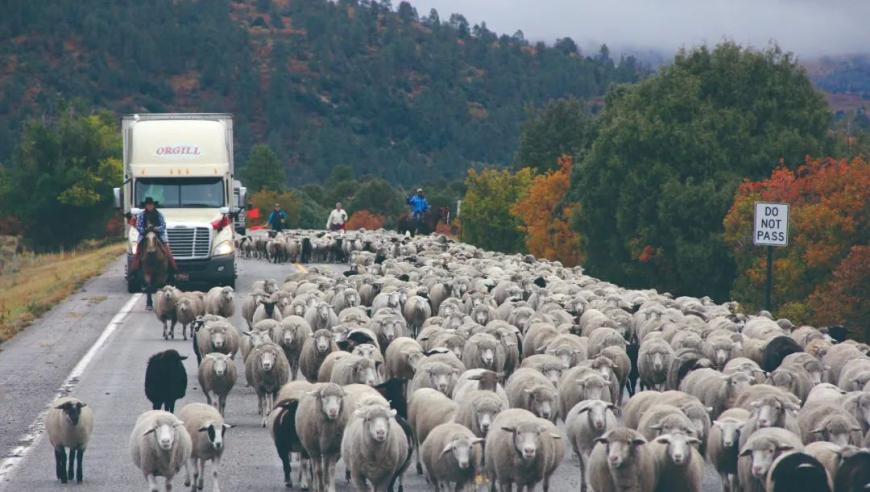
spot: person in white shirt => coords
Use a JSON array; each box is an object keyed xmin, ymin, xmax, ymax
[{"xmin": 326, "ymin": 202, "xmax": 348, "ymax": 231}]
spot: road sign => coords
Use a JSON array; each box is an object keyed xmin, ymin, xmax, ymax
[{"xmin": 753, "ymin": 202, "xmax": 789, "ymax": 247}]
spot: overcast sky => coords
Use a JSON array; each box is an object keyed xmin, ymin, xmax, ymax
[{"xmin": 406, "ymin": 0, "xmax": 870, "ymax": 59}]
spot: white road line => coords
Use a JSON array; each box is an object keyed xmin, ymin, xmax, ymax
[{"xmin": 0, "ymin": 293, "xmax": 142, "ymax": 483}]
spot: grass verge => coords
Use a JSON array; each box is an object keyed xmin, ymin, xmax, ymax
[{"xmin": 0, "ymin": 241, "xmax": 125, "ymax": 344}]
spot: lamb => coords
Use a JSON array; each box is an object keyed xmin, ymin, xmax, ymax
[
  {"xmin": 45, "ymin": 397, "xmax": 94, "ymax": 484},
  {"xmin": 383, "ymin": 337, "xmax": 424, "ymax": 380},
  {"xmin": 268, "ymin": 381, "xmax": 313, "ymax": 489},
  {"xmin": 299, "ymin": 328, "xmax": 338, "ymax": 382},
  {"xmin": 330, "ymin": 353, "xmax": 378, "ymax": 386},
  {"xmin": 765, "ymin": 451, "xmax": 831, "ymax": 492},
  {"xmin": 565, "ymin": 400, "xmax": 618, "ymax": 492},
  {"xmin": 145, "ymin": 349, "xmax": 188, "ymax": 413},
  {"xmin": 587, "ymin": 428, "xmax": 656, "ymax": 492},
  {"xmin": 679, "ymin": 367, "xmax": 752, "ymax": 418},
  {"xmin": 246, "ymin": 342, "xmax": 290, "ymax": 426},
  {"xmin": 737, "ymin": 427, "xmax": 803, "ymax": 492},
  {"xmin": 205, "ymin": 286, "xmax": 235, "ymax": 318},
  {"xmin": 178, "ymin": 403, "xmax": 231, "ymax": 492},
  {"xmin": 154, "ymin": 285, "xmax": 181, "ymax": 340},
  {"xmin": 649, "ymin": 431, "xmax": 704, "ymax": 492},
  {"xmin": 484, "ymin": 408, "xmax": 564, "ymax": 492},
  {"xmin": 409, "ymin": 388, "xmax": 459, "ymax": 474},
  {"xmin": 408, "ymin": 359, "xmax": 461, "ymax": 396},
  {"xmin": 296, "ymin": 382, "xmax": 351, "ymax": 492},
  {"xmin": 419, "ymin": 423, "xmax": 483, "ymax": 491},
  {"xmin": 197, "ymin": 353, "xmax": 237, "ymax": 417},
  {"xmin": 505, "ymin": 368, "xmax": 560, "ymax": 422},
  {"xmin": 340, "ymin": 403, "xmax": 410, "ymax": 492},
  {"xmin": 129, "ymin": 410, "xmax": 192, "ymax": 492},
  {"xmin": 454, "ymin": 389, "xmax": 507, "ymax": 438},
  {"xmin": 638, "ymin": 337, "xmax": 674, "ymax": 391},
  {"xmin": 707, "ymin": 407, "xmax": 751, "ymax": 492},
  {"xmin": 270, "ymin": 315, "xmax": 312, "ymax": 381},
  {"xmin": 175, "ymin": 292, "xmax": 205, "ymax": 341}
]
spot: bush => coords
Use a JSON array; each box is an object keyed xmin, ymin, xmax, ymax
[{"xmin": 346, "ymin": 210, "xmax": 385, "ymax": 230}]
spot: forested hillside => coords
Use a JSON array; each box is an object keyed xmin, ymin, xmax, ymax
[{"xmin": 0, "ymin": 0, "xmax": 642, "ymax": 183}]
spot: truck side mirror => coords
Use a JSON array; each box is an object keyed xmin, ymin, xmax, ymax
[{"xmin": 113, "ymin": 187, "xmax": 122, "ymax": 209}]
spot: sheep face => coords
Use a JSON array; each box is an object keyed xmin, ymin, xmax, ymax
[
  {"xmin": 726, "ymin": 372, "xmax": 752, "ymax": 396},
  {"xmin": 651, "ymin": 350, "xmax": 668, "ymax": 372},
  {"xmin": 146, "ymin": 421, "xmax": 181, "ymax": 451},
  {"xmin": 581, "ymin": 401, "xmax": 615, "ymax": 432},
  {"xmin": 291, "ymin": 302, "xmax": 306, "ymax": 316},
  {"xmin": 503, "ymin": 422, "xmax": 543, "ymax": 461},
  {"xmin": 220, "ymin": 287, "xmax": 234, "ymax": 303},
  {"xmin": 740, "ymin": 439, "xmax": 794, "ymax": 479},
  {"xmin": 56, "ymin": 400, "xmax": 87, "ymax": 426},
  {"xmin": 526, "ymin": 386, "xmax": 556, "ymax": 421},
  {"xmin": 316, "ymin": 303, "xmax": 331, "ymax": 321},
  {"xmin": 361, "ymin": 407, "xmax": 395, "ymax": 443},
  {"xmin": 713, "ymin": 419, "xmax": 743, "ymax": 448},
  {"xmin": 812, "ymin": 416, "xmax": 859, "ymax": 447},
  {"xmin": 258, "ymin": 350, "xmax": 276, "ymax": 371},
  {"xmin": 427, "ymin": 365, "xmax": 456, "ymax": 394},
  {"xmin": 596, "ymin": 431, "xmax": 647, "ymax": 469},
  {"xmin": 479, "ymin": 345, "xmax": 496, "ymax": 368},
  {"xmin": 332, "ymin": 325, "xmax": 349, "ymax": 343},
  {"xmin": 352, "ymin": 344, "xmax": 378, "ymax": 362},
  {"xmin": 443, "ymin": 437, "xmax": 481, "ymax": 469},
  {"xmin": 209, "ymin": 355, "xmax": 229, "ymax": 376},
  {"xmin": 654, "ymin": 432, "xmax": 698, "ymax": 466},
  {"xmin": 200, "ymin": 422, "xmax": 230, "ymax": 451},
  {"xmin": 354, "ymin": 359, "xmax": 378, "ymax": 386},
  {"xmin": 577, "ymin": 375, "xmax": 608, "ymax": 401},
  {"xmin": 473, "ymin": 403, "xmax": 499, "ymax": 435},
  {"xmin": 312, "ymin": 331, "xmax": 332, "ymax": 354},
  {"xmin": 317, "ymin": 386, "xmax": 345, "ymax": 420},
  {"xmin": 549, "ymin": 346, "xmax": 576, "ymax": 369},
  {"xmin": 751, "ymin": 396, "xmax": 796, "ymax": 428},
  {"xmin": 178, "ymin": 298, "xmax": 194, "ymax": 316},
  {"xmin": 542, "ymin": 366, "xmax": 562, "ymax": 387},
  {"xmin": 209, "ymin": 328, "xmax": 226, "ymax": 351}
]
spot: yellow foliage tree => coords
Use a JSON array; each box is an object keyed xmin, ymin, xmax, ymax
[
  {"xmin": 511, "ymin": 155, "xmax": 584, "ymax": 266},
  {"xmin": 249, "ymin": 189, "xmax": 302, "ymax": 227}
]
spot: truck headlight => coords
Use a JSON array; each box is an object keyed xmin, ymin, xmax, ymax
[{"xmin": 214, "ymin": 241, "xmax": 234, "ymax": 256}]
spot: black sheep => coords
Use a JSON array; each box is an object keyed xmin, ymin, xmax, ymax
[
  {"xmin": 768, "ymin": 452, "xmax": 830, "ymax": 492},
  {"xmin": 762, "ymin": 335, "xmax": 803, "ymax": 373},
  {"xmin": 144, "ymin": 349, "xmax": 188, "ymax": 412},
  {"xmin": 625, "ymin": 335, "xmax": 640, "ymax": 396},
  {"xmin": 374, "ymin": 378, "xmax": 408, "ymax": 420},
  {"xmin": 270, "ymin": 399, "xmax": 308, "ymax": 489},
  {"xmin": 834, "ymin": 448, "xmax": 870, "ymax": 492},
  {"xmin": 300, "ymin": 238, "xmax": 312, "ymax": 264}
]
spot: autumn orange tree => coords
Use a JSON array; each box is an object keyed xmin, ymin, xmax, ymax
[
  {"xmin": 724, "ymin": 156, "xmax": 869, "ymax": 332},
  {"xmin": 511, "ymin": 155, "xmax": 584, "ymax": 266},
  {"xmin": 345, "ymin": 210, "xmax": 385, "ymax": 230}
]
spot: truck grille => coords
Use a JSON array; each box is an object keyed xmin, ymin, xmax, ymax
[{"xmin": 167, "ymin": 227, "xmax": 211, "ymax": 259}]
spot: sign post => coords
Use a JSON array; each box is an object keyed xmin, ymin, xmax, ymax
[{"xmin": 753, "ymin": 202, "xmax": 789, "ymax": 311}]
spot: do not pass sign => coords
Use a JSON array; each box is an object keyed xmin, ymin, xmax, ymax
[{"xmin": 754, "ymin": 202, "xmax": 789, "ymax": 247}]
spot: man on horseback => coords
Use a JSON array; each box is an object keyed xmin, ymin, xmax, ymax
[
  {"xmin": 406, "ymin": 188, "xmax": 429, "ymax": 233},
  {"xmin": 131, "ymin": 197, "xmax": 178, "ymax": 277}
]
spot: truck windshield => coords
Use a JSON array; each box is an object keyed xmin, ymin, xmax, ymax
[{"xmin": 135, "ymin": 178, "xmax": 225, "ymax": 208}]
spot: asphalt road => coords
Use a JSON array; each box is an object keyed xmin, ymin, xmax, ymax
[{"xmin": 0, "ymin": 255, "xmax": 725, "ymax": 491}]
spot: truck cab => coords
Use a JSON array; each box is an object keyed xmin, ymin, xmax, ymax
[{"xmin": 115, "ymin": 113, "xmax": 238, "ymax": 291}]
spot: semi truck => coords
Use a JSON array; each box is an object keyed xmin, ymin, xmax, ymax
[{"xmin": 114, "ymin": 113, "xmax": 242, "ymax": 292}]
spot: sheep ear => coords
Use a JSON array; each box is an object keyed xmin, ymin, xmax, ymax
[
  {"xmin": 810, "ymin": 427, "xmax": 825, "ymax": 434},
  {"xmin": 174, "ymin": 421, "xmax": 185, "ymax": 427},
  {"xmin": 631, "ymin": 437, "xmax": 647, "ymax": 446},
  {"xmin": 198, "ymin": 425, "xmax": 211, "ymax": 432},
  {"xmin": 389, "ymin": 409, "xmax": 397, "ymax": 418},
  {"xmin": 440, "ymin": 442, "xmax": 454, "ymax": 456},
  {"xmin": 776, "ymin": 445, "xmax": 794, "ymax": 453},
  {"xmin": 739, "ymin": 448, "xmax": 753, "ymax": 457},
  {"xmin": 222, "ymin": 424, "xmax": 233, "ymax": 430},
  {"xmin": 143, "ymin": 428, "xmax": 156, "ymax": 436},
  {"xmin": 654, "ymin": 435, "xmax": 670, "ymax": 444},
  {"xmin": 501, "ymin": 426, "xmax": 516, "ymax": 433},
  {"xmin": 468, "ymin": 374, "xmax": 482, "ymax": 381},
  {"xmin": 649, "ymin": 423, "xmax": 663, "ymax": 431},
  {"xmin": 471, "ymin": 438, "xmax": 485, "ymax": 445},
  {"xmin": 549, "ymin": 433, "xmax": 562, "ymax": 439},
  {"xmin": 687, "ymin": 437, "xmax": 701, "ymax": 444},
  {"xmin": 594, "ymin": 436, "xmax": 608, "ymax": 444},
  {"xmin": 750, "ymin": 400, "xmax": 761, "ymax": 408},
  {"xmin": 705, "ymin": 407, "xmax": 714, "ymax": 415}
]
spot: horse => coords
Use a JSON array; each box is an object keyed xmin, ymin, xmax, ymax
[
  {"xmin": 141, "ymin": 230, "xmax": 170, "ymax": 310},
  {"xmin": 397, "ymin": 207, "xmax": 449, "ymax": 236}
]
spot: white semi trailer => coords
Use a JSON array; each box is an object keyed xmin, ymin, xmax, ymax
[{"xmin": 114, "ymin": 113, "xmax": 242, "ymax": 291}]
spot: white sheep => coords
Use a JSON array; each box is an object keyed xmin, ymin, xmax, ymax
[
  {"xmin": 197, "ymin": 353, "xmax": 237, "ymax": 416},
  {"xmin": 505, "ymin": 367, "xmax": 560, "ymax": 422},
  {"xmin": 409, "ymin": 388, "xmax": 459, "ymax": 475},
  {"xmin": 296, "ymin": 382, "xmax": 350, "ymax": 492},
  {"xmin": 649, "ymin": 431, "xmax": 704, "ymax": 492},
  {"xmin": 178, "ymin": 403, "xmax": 231, "ymax": 492},
  {"xmin": 129, "ymin": 410, "xmax": 193, "ymax": 492},
  {"xmin": 246, "ymin": 342, "xmax": 290, "ymax": 426},
  {"xmin": 707, "ymin": 407, "xmax": 751, "ymax": 492},
  {"xmin": 340, "ymin": 403, "xmax": 410, "ymax": 491},
  {"xmin": 737, "ymin": 427, "xmax": 803, "ymax": 492},
  {"xmin": 205, "ymin": 286, "xmax": 235, "ymax": 318},
  {"xmin": 270, "ymin": 315, "xmax": 312, "ymax": 380},
  {"xmin": 419, "ymin": 422, "xmax": 483, "ymax": 490},
  {"xmin": 383, "ymin": 336, "xmax": 424, "ymax": 380},
  {"xmin": 484, "ymin": 408, "xmax": 564, "ymax": 491},
  {"xmin": 45, "ymin": 397, "xmax": 94, "ymax": 484},
  {"xmin": 565, "ymin": 399, "xmax": 618, "ymax": 492},
  {"xmin": 587, "ymin": 427, "xmax": 656, "ymax": 492},
  {"xmin": 638, "ymin": 337, "xmax": 674, "ymax": 391}
]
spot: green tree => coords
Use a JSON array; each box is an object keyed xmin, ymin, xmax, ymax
[
  {"xmin": 515, "ymin": 98, "xmax": 595, "ymax": 172},
  {"xmin": 242, "ymin": 145, "xmax": 287, "ymax": 193},
  {"xmin": 572, "ymin": 43, "xmax": 831, "ymax": 300},
  {"xmin": 460, "ymin": 167, "xmax": 534, "ymax": 253},
  {"xmin": 348, "ymin": 178, "xmax": 403, "ymax": 219},
  {"xmin": 6, "ymin": 111, "xmax": 122, "ymax": 248}
]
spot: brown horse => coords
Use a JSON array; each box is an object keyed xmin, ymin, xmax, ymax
[
  {"xmin": 142, "ymin": 230, "xmax": 170, "ymax": 310},
  {"xmin": 397, "ymin": 207, "xmax": 449, "ymax": 236}
]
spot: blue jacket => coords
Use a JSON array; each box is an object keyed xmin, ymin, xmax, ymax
[
  {"xmin": 136, "ymin": 210, "xmax": 168, "ymax": 243},
  {"xmin": 268, "ymin": 209, "xmax": 288, "ymax": 229},
  {"xmin": 407, "ymin": 194, "xmax": 429, "ymax": 215}
]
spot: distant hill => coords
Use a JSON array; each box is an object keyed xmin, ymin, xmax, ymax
[
  {"xmin": 804, "ymin": 55, "xmax": 870, "ymax": 114},
  {"xmin": 0, "ymin": 0, "xmax": 642, "ymax": 184}
]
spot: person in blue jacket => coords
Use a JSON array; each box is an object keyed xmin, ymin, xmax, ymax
[
  {"xmin": 267, "ymin": 203, "xmax": 288, "ymax": 232},
  {"xmin": 406, "ymin": 188, "xmax": 430, "ymax": 226}
]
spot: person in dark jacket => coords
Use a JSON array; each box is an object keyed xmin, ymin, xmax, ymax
[
  {"xmin": 267, "ymin": 203, "xmax": 288, "ymax": 232},
  {"xmin": 131, "ymin": 197, "xmax": 178, "ymax": 274}
]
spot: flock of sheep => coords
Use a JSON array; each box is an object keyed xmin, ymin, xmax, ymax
[{"xmin": 44, "ymin": 229, "xmax": 870, "ymax": 492}]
